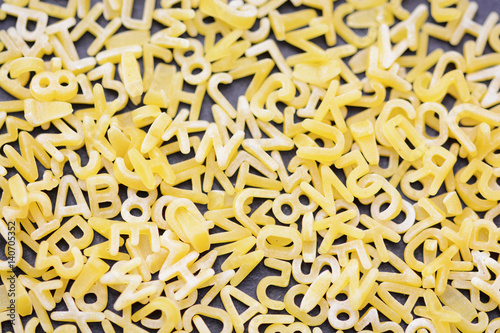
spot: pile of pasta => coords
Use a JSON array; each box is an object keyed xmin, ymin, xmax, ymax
[{"xmin": 1, "ymin": 0, "xmax": 500, "ymax": 331}]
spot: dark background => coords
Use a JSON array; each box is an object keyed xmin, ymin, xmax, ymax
[{"xmin": 0, "ymin": 0, "xmax": 499, "ymax": 332}]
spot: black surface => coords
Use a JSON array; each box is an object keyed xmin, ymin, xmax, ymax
[{"xmin": 0, "ymin": 0, "xmax": 500, "ymax": 332}]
